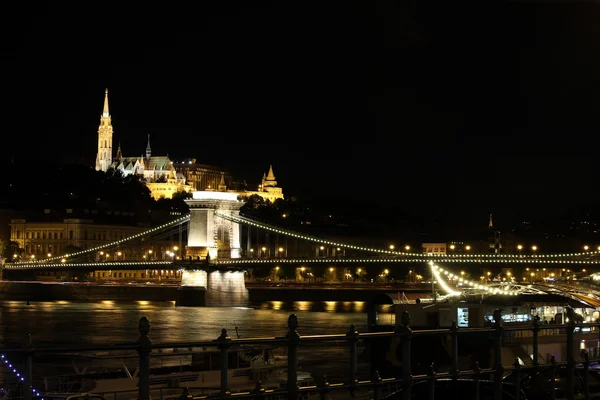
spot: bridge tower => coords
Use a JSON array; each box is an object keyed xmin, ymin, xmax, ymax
[{"xmin": 184, "ymin": 191, "xmax": 245, "ymax": 261}]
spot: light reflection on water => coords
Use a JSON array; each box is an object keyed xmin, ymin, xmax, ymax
[
  {"xmin": 0, "ymin": 300, "xmax": 396, "ymax": 385},
  {"xmin": 0, "ymin": 300, "xmax": 392, "ymax": 347}
]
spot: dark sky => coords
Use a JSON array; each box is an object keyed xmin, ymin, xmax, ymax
[{"xmin": 2, "ymin": 2, "xmax": 599, "ymax": 230}]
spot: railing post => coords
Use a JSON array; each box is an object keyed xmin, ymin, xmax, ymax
[
  {"xmin": 372, "ymin": 371, "xmax": 382, "ymax": 400},
  {"xmin": 583, "ymin": 352, "xmax": 590, "ymax": 400},
  {"xmin": 566, "ymin": 318, "xmax": 575, "ymax": 400},
  {"xmin": 450, "ymin": 321, "xmax": 459, "ymax": 383},
  {"xmin": 178, "ymin": 387, "xmax": 193, "ymax": 400},
  {"xmin": 137, "ymin": 316, "xmax": 152, "ymax": 400},
  {"xmin": 319, "ymin": 375, "xmax": 330, "ymax": 400},
  {"xmin": 287, "ymin": 314, "xmax": 300, "ymax": 400},
  {"xmin": 473, "ymin": 362, "xmax": 480, "ymax": 400},
  {"xmin": 493, "ymin": 309, "xmax": 504, "ymax": 400},
  {"xmin": 251, "ymin": 381, "xmax": 266, "ymax": 400},
  {"xmin": 550, "ymin": 355, "xmax": 557, "ymax": 400},
  {"xmin": 428, "ymin": 364, "xmax": 436, "ymax": 400},
  {"xmin": 399, "ymin": 311, "xmax": 412, "ymax": 400},
  {"xmin": 23, "ymin": 334, "xmax": 33, "ymax": 400},
  {"xmin": 513, "ymin": 358, "xmax": 521, "ymax": 400},
  {"xmin": 346, "ymin": 324, "xmax": 359, "ymax": 396},
  {"xmin": 532, "ymin": 315, "xmax": 540, "ymax": 371},
  {"xmin": 215, "ymin": 328, "xmax": 231, "ymax": 397}
]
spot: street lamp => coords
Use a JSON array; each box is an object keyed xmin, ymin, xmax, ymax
[
  {"xmin": 389, "ymin": 245, "xmax": 395, "ymax": 251},
  {"xmin": 405, "ymin": 245, "xmax": 411, "ymax": 251},
  {"xmin": 532, "ymin": 245, "xmax": 538, "ymax": 253},
  {"xmin": 584, "ymin": 245, "xmax": 589, "ymax": 251}
]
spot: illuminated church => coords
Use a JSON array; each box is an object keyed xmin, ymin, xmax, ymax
[
  {"xmin": 95, "ymin": 89, "xmax": 283, "ymax": 202},
  {"xmin": 95, "ymin": 89, "xmax": 192, "ymax": 199}
]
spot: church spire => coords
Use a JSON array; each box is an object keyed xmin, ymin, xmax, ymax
[
  {"xmin": 115, "ymin": 142, "xmax": 122, "ymax": 160},
  {"xmin": 489, "ymin": 214, "xmax": 493, "ymax": 228},
  {"xmin": 145, "ymin": 134, "xmax": 152, "ymax": 159},
  {"xmin": 103, "ymin": 88, "xmax": 110, "ymax": 117},
  {"xmin": 96, "ymin": 88, "xmax": 113, "ymax": 172}
]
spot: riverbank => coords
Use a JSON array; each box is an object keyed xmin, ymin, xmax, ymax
[
  {"xmin": 0, "ymin": 281, "xmax": 433, "ymax": 304},
  {"xmin": 0, "ymin": 281, "xmax": 181, "ymax": 302}
]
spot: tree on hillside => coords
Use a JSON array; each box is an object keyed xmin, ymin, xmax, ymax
[{"xmin": 0, "ymin": 240, "xmax": 24, "ymax": 262}]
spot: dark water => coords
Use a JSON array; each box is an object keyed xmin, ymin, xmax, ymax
[
  {"xmin": 0, "ymin": 300, "xmax": 383, "ymax": 346},
  {"xmin": 0, "ymin": 300, "xmax": 395, "ymax": 391}
]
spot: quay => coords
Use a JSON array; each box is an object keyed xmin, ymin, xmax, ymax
[
  {"xmin": 0, "ymin": 281, "xmax": 432, "ymax": 304},
  {"xmin": 2, "ymin": 309, "xmax": 600, "ymax": 400}
]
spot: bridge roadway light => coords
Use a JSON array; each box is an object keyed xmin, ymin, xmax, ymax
[
  {"xmin": 389, "ymin": 245, "xmax": 395, "ymax": 250},
  {"xmin": 465, "ymin": 245, "xmax": 471, "ymax": 251},
  {"xmin": 404, "ymin": 245, "xmax": 410, "ymax": 251},
  {"xmin": 532, "ymin": 245, "xmax": 538, "ymax": 252},
  {"xmin": 584, "ymin": 245, "xmax": 589, "ymax": 251}
]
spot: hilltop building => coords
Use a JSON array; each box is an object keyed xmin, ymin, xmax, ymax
[
  {"xmin": 94, "ymin": 89, "xmax": 283, "ymax": 202},
  {"xmin": 95, "ymin": 89, "xmax": 191, "ymax": 199}
]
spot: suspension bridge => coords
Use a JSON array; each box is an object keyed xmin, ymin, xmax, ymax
[{"xmin": 3, "ymin": 191, "xmax": 600, "ymax": 273}]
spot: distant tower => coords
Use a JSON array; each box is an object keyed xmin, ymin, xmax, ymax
[
  {"xmin": 487, "ymin": 214, "xmax": 501, "ymax": 254},
  {"xmin": 145, "ymin": 134, "xmax": 152, "ymax": 160},
  {"xmin": 95, "ymin": 89, "xmax": 113, "ymax": 172}
]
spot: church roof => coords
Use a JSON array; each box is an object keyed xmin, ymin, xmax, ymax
[{"xmin": 144, "ymin": 156, "xmax": 172, "ymax": 170}]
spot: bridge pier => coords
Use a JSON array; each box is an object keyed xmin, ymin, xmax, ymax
[
  {"xmin": 185, "ymin": 191, "xmax": 244, "ymax": 261},
  {"xmin": 177, "ymin": 268, "xmax": 249, "ymax": 307}
]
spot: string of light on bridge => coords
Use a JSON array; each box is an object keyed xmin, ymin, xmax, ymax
[
  {"xmin": 429, "ymin": 261, "xmax": 521, "ymax": 296},
  {"xmin": 4, "ymin": 261, "xmax": 173, "ymax": 270},
  {"xmin": 8, "ymin": 215, "xmax": 190, "ymax": 266},
  {"xmin": 7, "ymin": 212, "xmax": 600, "ymax": 267},
  {"xmin": 218, "ymin": 257, "xmax": 600, "ymax": 265},
  {"xmin": 216, "ymin": 212, "xmax": 600, "ymax": 261}
]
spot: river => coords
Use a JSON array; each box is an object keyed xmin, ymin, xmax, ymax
[{"xmin": 0, "ymin": 300, "xmax": 396, "ymax": 395}]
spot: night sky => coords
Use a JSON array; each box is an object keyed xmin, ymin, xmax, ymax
[{"xmin": 2, "ymin": 2, "xmax": 599, "ymax": 231}]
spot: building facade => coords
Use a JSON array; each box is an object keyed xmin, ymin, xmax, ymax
[{"xmin": 9, "ymin": 218, "xmax": 182, "ymax": 282}]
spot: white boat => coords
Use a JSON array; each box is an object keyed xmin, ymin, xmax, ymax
[{"xmin": 38, "ymin": 345, "xmax": 314, "ymax": 399}]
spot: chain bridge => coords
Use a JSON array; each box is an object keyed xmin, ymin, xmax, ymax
[{"xmin": 2, "ymin": 191, "xmax": 599, "ymax": 305}]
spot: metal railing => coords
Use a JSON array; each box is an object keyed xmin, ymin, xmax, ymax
[{"xmin": 1, "ymin": 309, "xmax": 599, "ymax": 400}]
